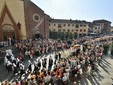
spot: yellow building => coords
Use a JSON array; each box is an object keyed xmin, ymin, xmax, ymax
[
  {"xmin": 0, "ymin": 0, "xmax": 49, "ymax": 41},
  {"xmin": 49, "ymin": 19, "xmax": 89, "ymax": 37}
]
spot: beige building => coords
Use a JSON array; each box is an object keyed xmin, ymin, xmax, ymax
[
  {"xmin": 49, "ymin": 19, "xmax": 89, "ymax": 37},
  {"xmin": 93, "ymin": 25, "xmax": 101, "ymax": 34},
  {"xmin": 92, "ymin": 20, "xmax": 111, "ymax": 34}
]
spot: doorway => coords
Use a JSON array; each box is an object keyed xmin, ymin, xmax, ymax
[
  {"xmin": 3, "ymin": 31, "xmax": 15, "ymax": 41},
  {"xmin": 34, "ymin": 33, "xmax": 41, "ymax": 39}
]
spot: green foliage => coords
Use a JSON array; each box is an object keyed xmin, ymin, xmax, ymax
[
  {"xmin": 57, "ymin": 32, "xmax": 65, "ymax": 40},
  {"xmin": 68, "ymin": 32, "xmax": 73, "ymax": 39},
  {"xmin": 111, "ymin": 43, "xmax": 113, "ymax": 56},
  {"xmin": 73, "ymin": 33, "xmax": 77, "ymax": 39},
  {"xmin": 49, "ymin": 31, "xmax": 77, "ymax": 40},
  {"xmin": 111, "ymin": 48, "xmax": 113, "ymax": 56},
  {"xmin": 103, "ymin": 44, "xmax": 109, "ymax": 55},
  {"xmin": 111, "ymin": 42, "xmax": 113, "ymax": 48},
  {"xmin": 49, "ymin": 31, "xmax": 58, "ymax": 39}
]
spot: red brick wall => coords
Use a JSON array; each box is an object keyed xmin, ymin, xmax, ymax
[{"xmin": 24, "ymin": 0, "xmax": 49, "ymax": 39}]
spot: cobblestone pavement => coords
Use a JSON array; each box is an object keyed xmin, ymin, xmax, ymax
[{"xmin": 0, "ymin": 47, "xmax": 113, "ymax": 85}]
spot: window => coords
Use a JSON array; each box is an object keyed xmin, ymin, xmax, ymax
[
  {"xmin": 80, "ymin": 25, "xmax": 82, "ymax": 27},
  {"xmin": 95, "ymin": 27, "xmax": 97, "ymax": 29},
  {"xmin": 58, "ymin": 29, "xmax": 61, "ymax": 32},
  {"xmin": 54, "ymin": 24, "xmax": 56, "ymax": 26},
  {"xmin": 80, "ymin": 29, "xmax": 82, "ymax": 32},
  {"xmin": 72, "ymin": 24, "xmax": 74, "ymax": 26},
  {"xmin": 58, "ymin": 24, "xmax": 61, "ymax": 28},
  {"xmin": 67, "ymin": 29, "xmax": 70, "ymax": 32},
  {"xmin": 72, "ymin": 29, "xmax": 74, "ymax": 31},
  {"xmin": 76, "ymin": 29, "xmax": 78, "ymax": 31},
  {"xmin": 63, "ymin": 29, "xmax": 65, "ymax": 32},
  {"xmin": 84, "ymin": 29, "xmax": 86, "ymax": 32},
  {"xmin": 68, "ymin": 24, "xmax": 70, "ymax": 26},
  {"xmin": 98, "ymin": 27, "xmax": 100, "ymax": 29},
  {"xmin": 49, "ymin": 24, "xmax": 51, "ymax": 26},
  {"xmin": 33, "ymin": 14, "xmax": 40, "ymax": 22},
  {"xmin": 84, "ymin": 25, "xmax": 86, "ymax": 27},
  {"xmin": 63, "ymin": 24, "xmax": 66, "ymax": 26},
  {"xmin": 76, "ymin": 25, "xmax": 79, "ymax": 28}
]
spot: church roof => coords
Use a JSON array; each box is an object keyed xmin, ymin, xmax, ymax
[{"xmin": 30, "ymin": 1, "xmax": 44, "ymax": 13}]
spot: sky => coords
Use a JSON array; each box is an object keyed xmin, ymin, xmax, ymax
[{"xmin": 31, "ymin": 0, "xmax": 113, "ymax": 25}]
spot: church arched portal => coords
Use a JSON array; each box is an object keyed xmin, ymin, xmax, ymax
[
  {"xmin": 32, "ymin": 28, "xmax": 42, "ymax": 39},
  {"xmin": 34, "ymin": 33, "xmax": 42, "ymax": 39},
  {"xmin": 2, "ymin": 25, "xmax": 15, "ymax": 41}
]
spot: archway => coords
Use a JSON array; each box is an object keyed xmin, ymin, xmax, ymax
[
  {"xmin": 32, "ymin": 27, "xmax": 42, "ymax": 39},
  {"xmin": 2, "ymin": 25, "xmax": 15, "ymax": 41},
  {"xmin": 35, "ymin": 33, "xmax": 41, "ymax": 39}
]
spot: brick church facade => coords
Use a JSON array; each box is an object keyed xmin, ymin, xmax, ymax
[{"xmin": 0, "ymin": 0, "xmax": 49, "ymax": 41}]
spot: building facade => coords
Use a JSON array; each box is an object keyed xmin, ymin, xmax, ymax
[
  {"xmin": 0, "ymin": 0, "xmax": 49, "ymax": 41},
  {"xmin": 111, "ymin": 26, "xmax": 113, "ymax": 33},
  {"xmin": 93, "ymin": 25, "xmax": 102, "ymax": 34},
  {"xmin": 92, "ymin": 20, "xmax": 111, "ymax": 34},
  {"xmin": 49, "ymin": 19, "xmax": 89, "ymax": 37},
  {"xmin": 24, "ymin": 0, "xmax": 49, "ymax": 39}
]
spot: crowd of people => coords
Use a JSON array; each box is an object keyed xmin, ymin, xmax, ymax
[{"xmin": 1, "ymin": 37, "xmax": 112, "ymax": 85}]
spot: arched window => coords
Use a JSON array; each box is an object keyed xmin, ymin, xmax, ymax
[{"xmin": 2, "ymin": 25, "xmax": 14, "ymax": 32}]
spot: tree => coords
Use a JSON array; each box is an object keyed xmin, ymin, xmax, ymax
[
  {"xmin": 49, "ymin": 31, "xmax": 52, "ymax": 38},
  {"xmin": 103, "ymin": 44, "xmax": 109, "ymax": 55},
  {"xmin": 49, "ymin": 31, "xmax": 58, "ymax": 39},
  {"xmin": 57, "ymin": 32, "xmax": 67, "ymax": 40},
  {"xmin": 65, "ymin": 32, "xmax": 68, "ymax": 39},
  {"xmin": 111, "ymin": 43, "xmax": 113, "ymax": 56},
  {"xmin": 73, "ymin": 32, "xmax": 77, "ymax": 39},
  {"xmin": 111, "ymin": 48, "xmax": 113, "ymax": 56},
  {"xmin": 53, "ymin": 32, "xmax": 58, "ymax": 39},
  {"xmin": 68, "ymin": 32, "xmax": 73, "ymax": 39}
]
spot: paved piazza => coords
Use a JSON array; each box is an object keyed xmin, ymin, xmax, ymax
[{"xmin": 0, "ymin": 48, "xmax": 113, "ymax": 85}]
